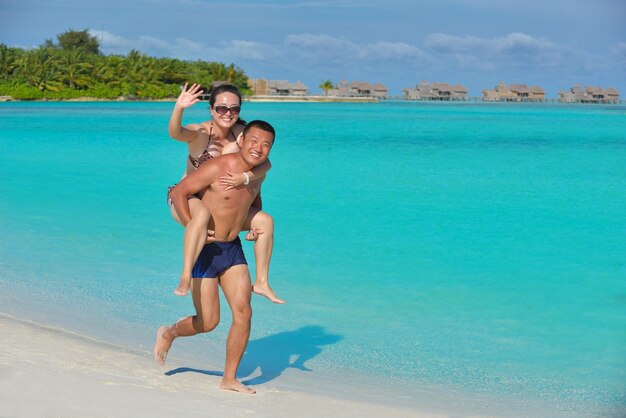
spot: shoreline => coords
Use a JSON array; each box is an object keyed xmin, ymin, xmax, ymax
[
  {"xmin": 2, "ymin": 95, "xmax": 623, "ymax": 104},
  {"xmin": 244, "ymin": 95, "xmax": 379, "ymax": 103},
  {"xmin": 2, "ymin": 311, "xmax": 459, "ymax": 418},
  {"xmin": 0, "ymin": 95, "xmax": 379, "ymax": 103},
  {"xmin": 0, "ymin": 312, "xmax": 425, "ymax": 418},
  {"xmin": 0, "ymin": 310, "xmax": 591, "ymax": 418}
]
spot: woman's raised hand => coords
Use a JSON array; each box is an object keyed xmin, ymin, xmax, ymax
[{"xmin": 176, "ymin": 82, "xmax": 204, "ymax": 109}]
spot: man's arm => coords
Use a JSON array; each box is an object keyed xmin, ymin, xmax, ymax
[{"xmin": 170, "ymin": 160, "xmax": 220, "ymax": 226}]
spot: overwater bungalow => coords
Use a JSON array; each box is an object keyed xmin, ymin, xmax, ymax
[
  {"xmin": 329, "ymin": 80, "xmax": 388, "ymax": 98},
  {"xmin": 558, "ymin": 84, "xmax": 620, "ymax": 103},
  {"xmin": 482, "ymin": 82, "xmax": 545, "ymax": 102},
  {"xmin": 248, "ymin": 79, "xmax": 309, "ymax": 96},
  {"xmin": 403, "ymin": 81, "xmax": 468, "ymax": 100}
]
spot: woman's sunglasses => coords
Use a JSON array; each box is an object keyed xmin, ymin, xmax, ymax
[{"xmin": 214, "ymin": 105, "xmax": 241, "ymax": 116}]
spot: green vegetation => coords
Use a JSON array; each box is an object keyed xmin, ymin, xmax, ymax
[
  {"xmin": 319, "ymin": 80, "xmax": 334, "ymax": 96},
  {"xmin": 0, "ymin": 29, "xmax": 250, "ymax": 100}
]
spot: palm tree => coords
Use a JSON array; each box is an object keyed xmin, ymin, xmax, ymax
[
  {"xmin": 119, "ymin": 50, "xmax": 159, "ymax": 96},
  {"xmin": 156, "ymin": 58, "xmax": 187, "ymax": 85},
  {"xmin": 0, "ymin": 43, "xmax": 19, "ymax": 79},
  {"xmin": 319, "ymin": 80, "xmax": 334, "ymax": 96},
  {"xmin": 57, "ymin": 48, "xmax": 92, "ymax": 89},
  {"xmin": 15, "ymin": 48, "xmax": 63, "ymax": 92},
  {"xmin": 93, "ymin": 55, "xmax": 123, "ymax": 86}
]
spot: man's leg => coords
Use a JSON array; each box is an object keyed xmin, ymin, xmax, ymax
[
  {"xmin": 218, "ymin": 264, "xmax": 255, "ymax": 394},
  {"xmin": 154, "ymin": 277, "xmax": 220, "ymax": 365},
  {"xmin": 243, "ymin": 208, "xmax": 284, "ymax": 304}
]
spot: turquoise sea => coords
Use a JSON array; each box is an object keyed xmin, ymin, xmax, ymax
[{"xmin": 1, "ymin": 100, "xmax": 625, "ymax": 416}]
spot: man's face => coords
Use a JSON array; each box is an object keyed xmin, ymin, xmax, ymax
[{"xmin": 241, "ymin": 126, "xmax": 273, "ymax": 166}]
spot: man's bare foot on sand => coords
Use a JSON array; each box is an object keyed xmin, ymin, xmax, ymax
[
  {"xmin": 154, "ymin": 326, "xmax": 174, "ymax": 366},
  {"xmin": 220, "ymin": 379, "xmax": 256, "ymax": 394},
  {"xmin": 173, "ymin": 274, "xmax": 191, "ymax": 296},
  {"xmin": 252, "ymin": 282, "xmax": 285, "ymax": 304}
]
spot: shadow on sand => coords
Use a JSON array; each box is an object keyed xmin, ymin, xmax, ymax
[{"xmin": 165, "ymin": 325, "xmax": 342, "ymax": 386}]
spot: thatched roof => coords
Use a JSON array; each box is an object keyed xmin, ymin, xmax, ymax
[
  {"xmin": 530, "ymin": 86, "xmax": 545, "ymax": 94},
  {"xmin": 510, "ymin": 84, "xmax": 530, "ymax": 93},
  {"xmin": 268, "ymin": 80, "xmax": 290, "ymax": 89},
  {"xmin": 432, "ymin": 82, "xmax": 451, "ymax": 90}
]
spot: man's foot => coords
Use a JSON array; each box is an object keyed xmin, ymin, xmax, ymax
[
  {"xmin": 252, "ymin": 282, "xmax": 285, "ymax": 304},
  {"xmin": 174, "ymin": 275, "xmax": 191, "ymax": 296},
  {"xmin": 154, "ymin": 326, "xmax": 174, "ymax": 366},
  {"xmin": 220, "ymin": 379, "xmax": 256, "ymax": 394}
]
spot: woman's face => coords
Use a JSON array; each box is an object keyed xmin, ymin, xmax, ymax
[{"xmin": 211, "ymin": 92, "xmax": 241, "ymax": 129}]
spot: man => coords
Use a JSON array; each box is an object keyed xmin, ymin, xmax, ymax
[{"xmin": 154, "ymin": 120, "xmax": 276, "ymax": 394}]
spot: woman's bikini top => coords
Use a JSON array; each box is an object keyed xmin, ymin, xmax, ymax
[{"xmin": 188, "ymin": 122, "xmax": 237, "ymax": 168}]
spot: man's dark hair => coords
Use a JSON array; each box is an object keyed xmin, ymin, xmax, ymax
[{"xmin": 243, "ymin": 120, "xmax": 276, "ymax": 142}]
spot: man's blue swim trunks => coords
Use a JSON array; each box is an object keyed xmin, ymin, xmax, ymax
[{"xmin": 192, "ymin": 236, "xmax": 248, "ymax": 279}]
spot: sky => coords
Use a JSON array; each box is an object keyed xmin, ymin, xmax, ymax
[{"xmin": 1, "ymin": 0, "xmax": 625, "ymax": 96}]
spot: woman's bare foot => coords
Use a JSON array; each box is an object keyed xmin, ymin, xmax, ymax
[
  {"xmin": 244, "ymin": 228, "xmax": 259, "ymax": 241},
  {"xmin": 220, "ymin": 379, "xmax": 256, "ymax": 394},
  {"xmin": 153, "ymin": 326, "xmax": 174, "ymax": 366},
  {"xmin": 174, "ymin": 274, "xmax": 191, "ymax": 296},
  {"xmin": 252, "ymin": 282, "xmax": 285, "ymax": 304}
]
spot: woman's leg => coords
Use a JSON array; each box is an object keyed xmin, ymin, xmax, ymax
[
  {"xmin": 242, "ymin": 208, "xmax": 284, "ymax": 304},
  {"xmin": 154, "ymin": 276, "xmax": 220, "ymax": 365},
  {"xmin": 171, "ymin": 198, "xmax": 213, "ymax": 296}
]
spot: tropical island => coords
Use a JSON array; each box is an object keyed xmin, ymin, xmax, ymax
[{"xmin": 0, "ymin": 29, "xmax": 251, "ymax": 101}]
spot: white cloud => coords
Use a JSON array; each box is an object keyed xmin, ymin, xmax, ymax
[
  {"xmin": 284, "ymin": 33, "xmax": 430, "ymax": 64},
  {"xmin": 89, "ymin": 29, "xmax": 276, "ymax": 62},
  {"xmin": 425, "ymin": 32, "xmax": 556, "ymax": 54},
  {"xmin": 137, "ymin": 36, "xmax": 173, "ymax": 51},
  {"xmin": 217, "ymin": 40, "xmax": 276, "ymax": 61},
  {"xmin": 424, "ymin": 32, "xmax": 565, "ymax": 70},
  {"xmin": 285, "ymin": 34, "xmax": 358, "ymax": 55},
  {"xmin": 89, "ymin": 30, "xmax": 133, "ymax": 50}
]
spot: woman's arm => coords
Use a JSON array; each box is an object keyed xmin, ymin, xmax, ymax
[
  {"xmin": 168, "ymin": 82, "xmax": 204, "ymax": 143},
  {"xmin": 218, "ymin": 159, "xmax": 272, "ymax": 191}
]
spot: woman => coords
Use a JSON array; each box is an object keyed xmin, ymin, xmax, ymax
[{"xmin": 167, "ymin": 82, "xmax": 283, "ymax": 304}]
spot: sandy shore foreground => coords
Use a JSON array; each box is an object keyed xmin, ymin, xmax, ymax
[{"xmin": 0, "ymin": 314, "xmax": 434, "ymax": 418}]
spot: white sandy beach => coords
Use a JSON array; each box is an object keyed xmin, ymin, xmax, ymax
[
  {"xmin": 0, "ymin": 313, "xmax": 449, "ymax": 418},
  {"xmin": 1, "ymin": 311, "xmax": 590, "ymax": 418},
  {"xmin": 0, "ymin": 312, "xmax": 583, "ymax": 418}
]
